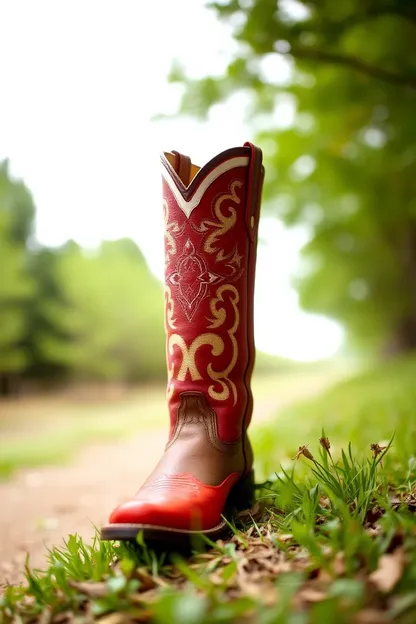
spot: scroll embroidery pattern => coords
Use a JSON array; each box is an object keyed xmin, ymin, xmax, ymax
[
  {"xmin": 167, "ymin": 285, "xmax": 239, "ymax": 405},
  {"xmin": 164, "ymin": 182, "xmax": 243, "ymax": 404}
]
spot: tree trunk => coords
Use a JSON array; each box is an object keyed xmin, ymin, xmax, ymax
[
  {"xmin": 0, "ymin": 373, "xmax": 11, "ymax": 397},
  {"xmin": 384, "ymin": 224, "xmax": 416, "ymax": 357},
  {"xmin": 0, "ymin": 373, "xmax": 20, "ymax": 397},
  {"xmin": 390, "ymin": 316, "xmax": 416, "ymax": 355}
]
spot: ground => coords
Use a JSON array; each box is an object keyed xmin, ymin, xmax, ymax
[
  {"xmin": 1, "ymin": 359, "xmax": 416, "ymax": 623},
  {"xmin": 0, "ymin": 367, "xmax": 345, "ymax": 589}
]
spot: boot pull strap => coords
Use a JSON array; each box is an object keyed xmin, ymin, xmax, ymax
[
  {"xmin": 244, "ymin": 142, "xmax": 264, "ymax": 241},
  {"xmin": 172, "ymin": 150, "xmax": 192, "ymax": 187}
]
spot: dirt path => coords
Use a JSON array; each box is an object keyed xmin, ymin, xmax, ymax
[{"xmin": 0, "ymin": 369, "xmax": 346, "ymax": 588}]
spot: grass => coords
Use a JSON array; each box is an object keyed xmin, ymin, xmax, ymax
[
  {"xmin": 1, "ymin": 355, "xmax": 416, "ymax": 622},
  {"xmin": 252, "ymin": 354, "xmax": 416, "ymax": 481}
]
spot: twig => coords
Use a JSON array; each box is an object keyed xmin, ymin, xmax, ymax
[{"xmin": 283, "ymin": 46, "xmax": 416, "ymax": 90}]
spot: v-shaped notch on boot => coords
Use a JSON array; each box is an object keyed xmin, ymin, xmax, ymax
[{"xmin": 162, "ymin": 146, "xmax": 251, "ymax": 218}]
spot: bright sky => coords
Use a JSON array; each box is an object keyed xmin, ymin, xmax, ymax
[{"xmin": 0, "ymin": 0, "xmax": 343, "ymax": 360}]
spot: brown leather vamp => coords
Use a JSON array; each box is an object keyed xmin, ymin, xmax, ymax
[{"xmin": 142, "ymin": 392, "xmax": 247, "ymax": 487}]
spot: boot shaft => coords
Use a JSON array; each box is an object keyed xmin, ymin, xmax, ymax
[{"xmin": 162, "ymin": 144, "xmax": 264, "ymax": 443}]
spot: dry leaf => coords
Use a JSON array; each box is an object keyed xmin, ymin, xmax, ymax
[
  {"xmin": 246, "ymin": 548, "xmax": 274, "ymax": 561},
  {"xmin": 319, "ymin": 496, "xmax": 330, "ymax": 509},
  {"xmin": 98, "ymin": 614, "xmax": 130, "ymax": 624},
  {"xmin": 353, "ymin": 608, "xmax": 387, "ymax": 624},
  {"xmin": 193, "ymin": 552, "xmax": 218, "ymax": 561},
  {"xmin": 127, "ymin": 609, "xmax": 154, "ymax": 623},
  {"xmin": 317, "ymin": 569, "xmax": 333, "ymax": 583},
  {"xmin": 236, "ymin": 501, "xmax": 261, "ymax": 520},
  {"xmin": 68, "ymin": 580, "xmax": 108, "ymax": 598},
  {"xmin": 38, "ymin": 607, "xmax": 53, "ymax": 624},
  {"xmin": 333, "ymin": 552, "xmax": 346, "ymax": 576},
  {"xmin": 134, "ymin": 567, "xmax": 166, "ymax": 591},
  {"xmin": 237, "ymin": 573, "xmax": 269, "ymax": 599},
  {"xmin": 130, "ymin": 589, "xmax": 162, "ymax": 604},
  {"xmin": 246, "ymin": 538, "xmax": 268, "ymax": 547},
  {"xmin": 257, "ymin": 584, "xmax": 277, "ymax": 606},
  {"xmin": 52, "ymin": 611, "xmax": 75, "ymax": 624},
  {"xmin": 276, "ymin": 533, "xmax": 293, "ymax": 543},
  {"xmin": 299, "ymin": 586, "xmax": 327, "ymax": 603},
  {"xmin": 261, "ymin": 559, "xmax": 292, "ymax": 575},
  {"xmin": 369, "ymin": 548, "xmax": 405, "ymax": 593}
]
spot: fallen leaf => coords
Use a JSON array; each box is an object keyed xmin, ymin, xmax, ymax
[
  {"xmin": 319, "ymin": 496, "xmax": 330, "ymax": 509},
  {"xmin": 193, "ymin": 552, "xmax": 218, "ymax": 561},
  {"xmin": 236, "ymin": 501, "xmax": 261, "ymax": 520},
  {"xmin": 353, "ymin": 608, "xmax": 387, "ymax": 623},
  {"xmin": 98, "ymin": 614, "xmax": 130, "ymax": 624},
  {"xmin": 298, "ymin": 586, "xmax": 327, "ymax": 603},
  {"xmin": 134, "ymin": 567, "xmax": 168, "ymax": 591},
  {"xmin": 246, "ymin": 547, "xmax": 275, "ymax": 561},
  {"xmin": 237, "ymin": 574, "xmax": 275, "ymax": 604},
  {"xmin": 317, "ymin": 569, "xmax": 333, "ymax": 583},
  {"xmin": 68, "ymin": 580, "xmax": 108, "ymax": 598},
  {"xmin": 365, "ymin": 505, "xmax": 384, "ymax": 524},
  {"xmin": 369, "ymin": 548, "xmax": 405, "ymax": 593},
  {"xmin": 52, "ymin": 611, "xmax": 75, "ymax": 624},
  {"xmin": 131, "ymin": 589, "xmax": 160, "ymax": 604},
  {"xmin": 276, "ymin": 533, "xmax": 293, "ymax": 543},
  {"xmin": 38, "ymin": 607, "xmax": 53, "ymax": 624},
  {"xmin": 246, "ymin": 526, "xmax": 255, "ymax": 537},
  {"xmin": 405, "ymin": 494, "xmax": 416, "ymax": 512},
  {"xmin": 246, "ymin": 538, "xmax": 267, "ymax": 547},
  {"xmin": 333, "ymin": 552, "xmax": 346, "ymax": 576}
]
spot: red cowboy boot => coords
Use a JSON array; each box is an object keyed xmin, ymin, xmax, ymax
[{"xmin": 101, "ymin": 142, "xmax": 264, "ymax": 543}]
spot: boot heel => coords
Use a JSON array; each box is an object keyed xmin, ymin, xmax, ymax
[{"xmin": 227, "ymin": 470, "xmax": 255, "ymax": 512}]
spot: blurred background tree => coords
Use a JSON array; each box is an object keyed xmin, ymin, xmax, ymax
[
  {"xmin": 0, "ymin": 163, "xmax": 166, "ymax": 396},
  {"xmin": 172, "ymin": 0, "xmax": 416, "ymax": 355},
  {"xmin": 38, "ymin": 238, "xmax": 165, "ymax": 384},
  {"xmin": 0, "ymin": 161, "xmax": 36, "ymax": 395}
]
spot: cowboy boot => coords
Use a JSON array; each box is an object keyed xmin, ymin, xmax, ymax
[{"xmin": 101, "ymin": 142, "xmax": 264, "ymax": 543}]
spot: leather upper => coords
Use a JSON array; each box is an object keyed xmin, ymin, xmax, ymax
[
  {"xmin": 162, "ymin": 144, "xmax": 264, "ymax": 444},
  {"xmin": 105, "ymin": 144, "xmax": 264, "ymax": 532}
]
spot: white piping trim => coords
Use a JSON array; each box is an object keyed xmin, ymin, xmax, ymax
[{"xmin": 162, "ymin": 156, "xmax": 249, "ymax": 218}]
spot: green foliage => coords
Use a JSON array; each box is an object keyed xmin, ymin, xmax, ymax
[
  {"xmin": 0, "ymin": 161, "xmax": 167, "ymax": 392},
  {"xmin": 0, "ymin": 163, "xmax": 36, "ymax": 378},
  {"xmin": 47, "ymin": 533, "xmax": 116, "ymax": 582},
  {"xmin": 254, "ymin": 354, "xmax": 416, "ymax": 468},
  {"xmin": 260, "ymin": 439, "xmax": 392, "ymax": 573},
  {"xmin": 0, "ymin": 160, "xmax": 35, "ymax": 245},
  {"xmin": 23, "ymin": 248, "xmax": 70, "ymax": 380},
  {"xmin": 37, "ymin": 239, "xmax": 166, "ymax": 382},
  {"xmin": 253, "ymin": 354, "xmax": 416, "ymax": 481},
  {"xmin": 173, "ymin": 0, "xmax": 416, "ymax": 353}
]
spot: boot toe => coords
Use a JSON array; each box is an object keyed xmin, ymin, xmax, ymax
[{"xmin": 108, "ymin": 472, "xmax": 240, "ymax": 531}]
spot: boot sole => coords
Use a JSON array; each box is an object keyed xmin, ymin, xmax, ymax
[{"xmin": 100, "ymin": 470, "xmax": 255, "ymax": 546}]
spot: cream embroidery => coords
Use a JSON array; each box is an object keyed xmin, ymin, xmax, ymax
[
  {"xmin": 167, "ymin": 285, "xmax": 239, "ymax": 406},
  {"xmin": 164, "ymin": 182, "xmax": 244, "ymax": 404}
]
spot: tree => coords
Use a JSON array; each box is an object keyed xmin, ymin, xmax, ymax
[
  {"xmin": 173, "ymin": 0, "xmax": 416, "ymax": 354},
  {"xmin": 39, "ymin": 239, "xmax": 166, "ymax": 382},
  {"xmin": 0, "ymin": 162, "xmax": 36, "ymax": 395},
  {"xmin": 24, "ymin": 247, "xmax": 72, "ymax": 383}
]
